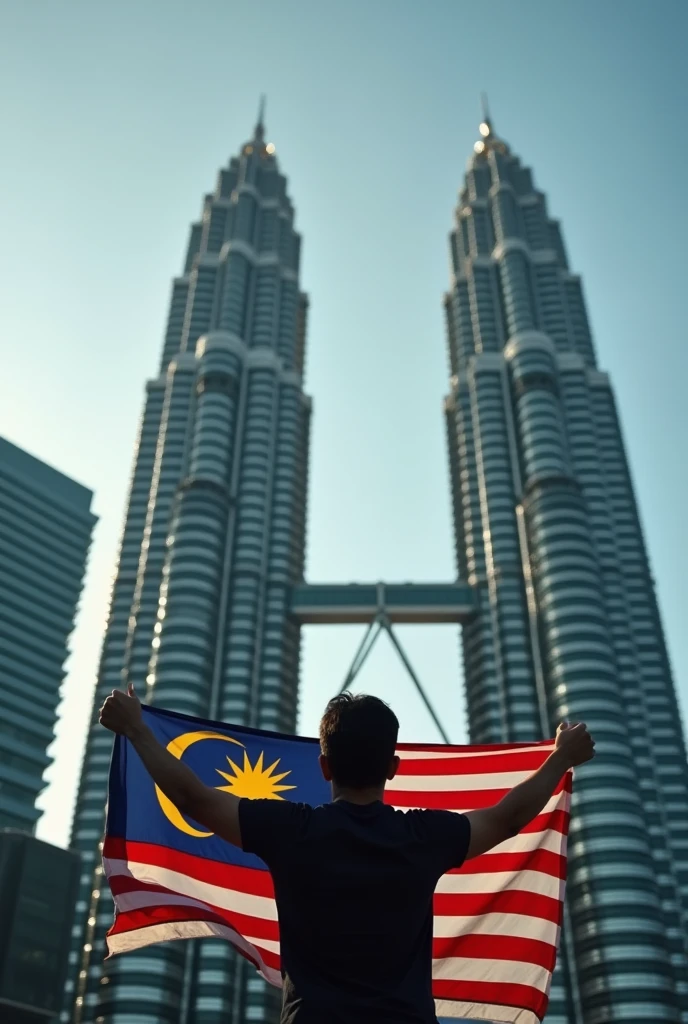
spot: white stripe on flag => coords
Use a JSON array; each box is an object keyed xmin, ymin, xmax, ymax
[
  {"xmin": 106, "ymin": 920, "xmax": 282, "ymax": 986},
  {"xmin": 387, "ymin": 770, "xmax": 535, "ymax": 792},
  {"xmin": 107, "ymin": 852, "xmax": 565, "ymax": 912},
  {"xmin": 435, "ymin": 998, "xmax": 540, "ymax": 1024},
  {"xmin": 245, "ymin": 935, "xmax": 280, "ymax": 955},
  {"xmin": 432, "ymin": 956, "xmax": 551, "ymax": 993},
  {"xmin": 489, "ymin": 828, "xmax": 566, "ymax": 856},
  {"xmin": 397, "ymin": 745, "xmax": 554, "ymax": 761},
  {"xmin": 433, "ymin": 911, "xmax": 560, "ymax": 945},
  {"xmin": 436, "ymin": 870, "xmax": 566, "ymax": 900},
  {"xmin": 391, "ymin": 789, "xmax": 567, "ymax": 817},
  {"xmin": 104, "ymin": 858, "xmax": 278, "ymax": 920},
  {"xmin": 114, "ymin": 890, "xmax": 234, "ymax": 917}
]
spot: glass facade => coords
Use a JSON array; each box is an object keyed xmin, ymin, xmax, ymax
[
  {"xmin": 444, "ymin": 118, "xmax": 688, "ymax": 1023},
  {"xmin": 0, "ymin": 437, "xmax": 95, "ymax": 832},
  {"xmin": 65, "ymin": 114, "xmax": 310, "ymax": 1024},
  {"xmin": 0, "ymin": 829, "xmax": 80, "ymax": 1023}
]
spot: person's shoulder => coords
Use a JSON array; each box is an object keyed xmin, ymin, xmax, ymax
[
  {"xmin": 408, "ymin": 807, "xmax": 469, "ymax": 825},
  {"xmin": 238, "ymin": 799, "xmax": 314, "ymax": 838},
  {"xmin": 402, "ymin": 808, "xmax": 471, "ymax": 871},
  {"xmin": 239, "ymin": 799, "xmax": 313, "ymax": 858},
  {"xmin": 242, "ymin": 798, "xmax": 312, "ymax": 821},
  {"xmin": 402, "ymin": 807, "xmax": 470, "ymax": 837}
]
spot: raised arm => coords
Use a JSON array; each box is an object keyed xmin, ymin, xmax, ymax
[
  {"xmin": 465, "ymin": 722, "xmax": 594, "ymax": 860},
  {"xmin": 100, "ymin": 686, "xmax": 242, "ymax": 847}
]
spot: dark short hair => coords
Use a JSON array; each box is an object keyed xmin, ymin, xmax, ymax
[{"xmin": 319, "ymin": 693, "xmax": 399, "ymax": 788}]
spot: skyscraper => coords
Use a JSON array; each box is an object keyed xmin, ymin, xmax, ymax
[
  {"xmin": 66, "ymin": 108, "xmax": 310, "ymax": 1023},
  {"xmin": 443, "ymin": 110, "xmax": 688, "ymax": 1022},
  {"xmin": 0, "ymin": 436, "xmax": 95, "ymax": 832}
]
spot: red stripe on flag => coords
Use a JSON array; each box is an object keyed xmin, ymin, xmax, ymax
[
  {"xmin": 395, "ymin": 750, "xmax": 554, "ymax": 776},
  {"xmin": 109, "ymin": 905, "xmax": 281, "ymax": 974},
  {"xmin": 389, "ymin": 787, "xmax": 511, "ymax": 809},
  {"xmin": 433, "ymin": 933, "xmax": 557, "ymax": 971},
  {"xmin": 108, "ymin": 875, "xmax": 280, "ymax": 942},
  {"xmin": 451, "ymin": 848, "xmax": 567, "ymax": 880},
  {"xmin": 104, "ymin": 839, "xmax": 274, "ymax": 897},
  {"xmin": 396, "ymin": 740, "xmax": 555, "ymax": 754},
  {"xmin": 109, "ymin": 904, "xmax": 281, "ymax": 967},
  {"xmin": 433, "ymin": 888, "xmax": 563, "ymax": 925},
  {"xmin": 521, "ymin": 808, "xmax": 569, "ymax": 835},
  {"xmin": 389, "ymin": 775, "xmax": 566, "ymax": 810},
  {"xmin": 110, "ymin": 875, "xmax": 177, "ymax": 897}
]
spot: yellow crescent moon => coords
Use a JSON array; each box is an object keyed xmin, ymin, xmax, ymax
[{"xmin": 155, "ymin": 730, "xmax": 244, "ymax": 838}]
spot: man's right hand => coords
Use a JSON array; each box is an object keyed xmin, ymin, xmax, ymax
[
  {"xmin": 100, "ymin": 683, "xmax": 144, "ymax": 739},
  {"xmin": 554, "ymin": 721, "xmax": 595, "ymax": 768}
]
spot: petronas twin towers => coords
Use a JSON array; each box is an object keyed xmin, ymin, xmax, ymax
[{"xmin": 64, "ymin": 107, "xmax": 688, "ymax": 1024}]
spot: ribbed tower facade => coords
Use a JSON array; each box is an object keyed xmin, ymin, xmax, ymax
[
  {"xmin": 0, "ymin": 437, "xmax": 95, "ymax": 832},
  {"xmin": 444, "ymin": 113, "xmax": 688, "ymax": 1023},
  {"xmin": 65, "ymin": 110, "xmax": 310, "ymax": 1024}
]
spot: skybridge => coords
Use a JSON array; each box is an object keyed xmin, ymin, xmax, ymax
[{"xmin": 290, "ymin": 581, "xmax": 478, "ymax": 743}]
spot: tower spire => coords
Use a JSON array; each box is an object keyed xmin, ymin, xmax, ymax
[
  {"xmin": 480, "ymin": 92, "xmax": 493, "ymax": 135},
  {"xmin": 255, "ymin": 94, "xmax": 266, "ymax": 141}
]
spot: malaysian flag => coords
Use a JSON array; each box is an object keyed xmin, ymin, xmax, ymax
[{"xmin": 104, "ymin": 706, "xmax": 571, "ymax": 1024}]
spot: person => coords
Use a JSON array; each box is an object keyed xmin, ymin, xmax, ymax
[{"xmin": 100, "ymin": 686, "xmax": 594, "ymax": 1024}]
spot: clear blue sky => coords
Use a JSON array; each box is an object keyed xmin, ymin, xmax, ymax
[{"xmin": 0, "ymin": 0, "xmax": 685, "ymax": 848}]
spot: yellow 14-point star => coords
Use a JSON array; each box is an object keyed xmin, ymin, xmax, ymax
[{"xmin": 215, "ymin": 751, "xmax": 296, "ymax": 800}]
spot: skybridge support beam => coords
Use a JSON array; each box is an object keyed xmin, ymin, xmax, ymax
[{"xmin": 291, "ymin": 581, "xmax": 478, "ymax": 745}]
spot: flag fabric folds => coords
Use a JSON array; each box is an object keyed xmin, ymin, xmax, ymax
[{"xmin": 104, "ymin": 706, "xmax": 571, "ymax": 1024}]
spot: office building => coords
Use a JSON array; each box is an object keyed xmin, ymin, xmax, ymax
[
  {"xmin": 0, "ymin": 829, "xmax": 80, "ymax": 1024},
  {"xmin": 0, "ymin": 437, "xmax": 95, "ymax": 831},
  {"xmin": 443, "ymin": 110, "xmax": 688, "ymax": 1023}
]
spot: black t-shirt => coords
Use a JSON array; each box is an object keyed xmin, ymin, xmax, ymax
[{"xmin": 239, "ymin": 798, "xmax": 471, "ymax": 1024}]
